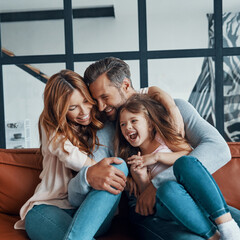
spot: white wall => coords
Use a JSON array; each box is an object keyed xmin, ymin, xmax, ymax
[{"xmin": 1, "ymin": 0, "xmax": 239, "ymax": 148}]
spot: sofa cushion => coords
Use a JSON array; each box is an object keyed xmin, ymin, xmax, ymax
[
  {"xmin": 213, "ymin": 142, "xmax": 240, "ymax": 210},
  {"xmin": 0, "ymin": 213, "xmax": 28, "ymax": 240},
  {"xmin": 0, "ymin": 149, "xmax": 42, "ymax": 215}
]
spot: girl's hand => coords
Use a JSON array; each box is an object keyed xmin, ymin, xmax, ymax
[
  {"xmin": 130, "ymin": 164, "xmax": 148, "ymax": 181},
  {"xmin": 130, "ymin": 164, "xmax": 150, "ymax": 193},
  {"xmin": 128, "ymin": 152, "xmax": 157, "ymax": 168}
]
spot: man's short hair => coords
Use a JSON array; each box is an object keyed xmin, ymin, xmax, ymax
[{"xmin": 84, "ymin": 57, "xmax": 132, "ymax": 88}]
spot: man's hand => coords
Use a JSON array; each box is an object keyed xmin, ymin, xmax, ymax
[
  {"xmin": 135, "ymin": 182, "xmax": 157, "ymax": 216},
  {"xmin": 86, "ymin": 157, "xmax": 126, "ymax": 195}
]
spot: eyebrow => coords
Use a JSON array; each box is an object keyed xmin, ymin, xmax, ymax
[{"xmin": 100, "ymin": 94, "xmax": 108, "ymax": 98}]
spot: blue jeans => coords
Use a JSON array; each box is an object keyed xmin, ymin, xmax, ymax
[
  {"xmin": 25, "ymin": 162, "xmax": 128, "ymax": 240},
  {"xmin": 25, "ymin": 122, "xmax": 128, "ymax": 240},
  {"xmin": 129, "ymin": 156, "xmax": 240, "ymax": 240}
]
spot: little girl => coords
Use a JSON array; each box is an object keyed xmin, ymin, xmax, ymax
[{"xmin": 115, "ymin": 94, "xmax": 240, "ymax": 240}]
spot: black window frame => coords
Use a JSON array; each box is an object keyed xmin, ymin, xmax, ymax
[{"xmin": 1, "ymin": 0, "xmax": 240, "ymax": 148}]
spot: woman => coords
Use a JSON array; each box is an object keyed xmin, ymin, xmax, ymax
[
  {"xmin": 14, "ymin": 70, "xmax": 128, "ymax": 240},
  {"xmin": 115, "ymin": 94, "xmax": 240, "ymax": 240}
]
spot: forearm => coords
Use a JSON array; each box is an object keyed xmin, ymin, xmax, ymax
[
  {"xmin": 151, "ymin": 166, "xmax": 176, "ymax": 188},
  {"xmin": 84, "ymin": 157, "xmax": 96, "ymax": 166},
  {"xmin": 148, "ymin": 86, "xmax": 176, "ymax": 113},
  {"xmin": 135, "ymin": 177, "xmax": 150, "ymax": 194},
  {"xmin": 188, "ymin": 141, "xmax": 231, "ymax": 174},
  {"xmin": 152, "ymin": 98, "xmax": 232, "ymax": 189},
  {"xmin": 154, "ymin": 150, "xmax": 190, "ymax": 165},
  {"xmin": 131, "ymin": 169, "xmax": 150, "ymax": 193},
  {"xmin": 148, "ymin": 87, "xmax": 184, "ymax": 135},
  {"xmin": 175, "ymin": 99, "xmax": 231, "ymax": 174}
]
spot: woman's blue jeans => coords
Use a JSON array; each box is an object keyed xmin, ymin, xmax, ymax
[
  {"xmin": 155, "ymin": 156, "xmax": 229, "ymax": 239},
  {"xmin": 25, "ymin": 161, "xmax": 128, "ymax": 240}
]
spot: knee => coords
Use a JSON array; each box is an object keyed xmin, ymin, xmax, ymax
[
  {"xmin": 112, "ymin": 158, "xmax": 128, "ymax": 177},
  {"xmin": 173, "ymin": 155, "xmax": 198, "ymax": 177},
  {"xmin": 156, "ymin": 181, "xmax": 179, "ymax": 202}
]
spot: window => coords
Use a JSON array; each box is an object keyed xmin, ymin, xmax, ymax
[{"xmin": 1, "ymin": 0, "xmax": 240, "ymax": 148}]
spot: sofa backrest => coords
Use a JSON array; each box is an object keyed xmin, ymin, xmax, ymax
[
  {"xmin": 0, "ymin": 142, "xmax": 239, "ymax": 216},
  {"xmin": 0, "ymin": 148, "xmax": 42, "ymax": 215},
  {"xmin": 213, "ymin": 142, "xmax": 240, "ymax": 210}
]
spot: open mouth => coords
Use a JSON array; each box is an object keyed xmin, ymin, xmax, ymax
[
  {"xmin": 128, "ymin": 132, "xmax": 138, "ymax": 140},
  {"xmin": 105, "ymin": 107, "xmax": 113, "ymax": 114}
]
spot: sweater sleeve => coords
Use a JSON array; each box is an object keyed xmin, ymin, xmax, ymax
[
  {"xmin": 152, "ymin": 99, "xmax": 231, "ymax": 188},
  {"xmin": 41, "ymin": 126, "xmax": 88, "ymax": 172},
  {"xmin": 68, "ymin": 166, "xmax": 91, "ymax": 207},
  {"xmin": 67, "ymin": 122, "xmax": 115, "ymax": 207}
]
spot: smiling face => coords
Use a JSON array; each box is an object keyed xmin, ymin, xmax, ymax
[
  {"xmin": 119, "ymin": 109, "xmax": 152, "ymax": 150},
  {"xmin": 66, "ymin": 89, "xmax": 93, "ymax": 126},
  {"xmin": 89, "ymin": 73, "xmax": 129, "ymax": 121}
]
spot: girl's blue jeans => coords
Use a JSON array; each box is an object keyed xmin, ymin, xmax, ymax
[
  {"xmin": 25, "ymin": 161, "xmax": 128, "ymax": 240},
  {"xmin": 155, "ymin": 156, "xmax": 229, "ymax": 239}
]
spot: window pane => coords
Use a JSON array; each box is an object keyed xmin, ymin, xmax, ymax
[
  {"xmin": 147, "ymin": 0, "xmax": 213, "ymax": 50},
  {"xmin": 149, "ymin": 58, "xmax": 218, "ymax": 128},
  {"xmin": 223, "ymin": 56, "xmax": 240, "ymax": 142},
  {"xmin": 223, "ymin": 0, "xmax": 240, "ymax": 14},
  {"xmin": 3, "ymin": 63, "xmax": 64, "ymax": 149},
  {"xmin": 222, "ymin": 11, "xmax": 240, "ymax": 48},
  {"xmin": 73, "ymin": 0, "xmax": 139, "ymax": 53},
  {"xmin": 1, "ymin": 20, "xmax": 65, "ymax": 56},
  {"xmin": 148, "ymin": 58, "xmax": 204, "ymax": 100},
  {"xmin": 0, "ymin": 0, "xmax": 64, "ymax": 56},
  {"xmin": 0, "ymin": 1, "xmax": 63, "ymax": 11}
]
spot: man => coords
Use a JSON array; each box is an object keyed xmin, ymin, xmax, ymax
[{"xmin": 69, "ymin": 57, "xmax": 240, "ymax": 239}]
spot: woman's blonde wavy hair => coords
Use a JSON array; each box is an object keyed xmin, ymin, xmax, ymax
[
  {"xmin": 114, "ymin": 94, "xmax": 189, "ymax": 196},
  {"xmin": 39, "ymin": 69, "xmax": 103, "ymax": 156}
]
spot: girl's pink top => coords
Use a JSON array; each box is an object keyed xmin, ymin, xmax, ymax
[{"xmin": 147, "ymin": 137, "xmax": 172, "ymax": 179}]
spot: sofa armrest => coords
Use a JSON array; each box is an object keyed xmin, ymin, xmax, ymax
[
  {"xmin": 0, "ymin": 148, "xmax": 42, "ymax": 215},
  {"xmin": 213, "ymin": 142, "xmax": 240, "ymax": 210}
]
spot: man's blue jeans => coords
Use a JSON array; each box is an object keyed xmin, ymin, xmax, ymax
[{"xmin": 129, "ymin": 156, "xmax": 240, "ymax": 240}]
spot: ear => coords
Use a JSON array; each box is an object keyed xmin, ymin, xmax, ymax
[
  {"xmin": 121, "ymin": 78, "xmax": 131, "ymax": 93},
  {"xmin": 148, "ymin": 123, "xmax": 154, "ymax": 132},
  {"xmin": 148, "ymin": 122, "xmax": 155, "ymax": 139}
]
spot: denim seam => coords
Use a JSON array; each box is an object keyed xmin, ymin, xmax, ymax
[
  {"xmin": 160, "ymin": 206, "xmax": 214, "ymax": 238},
  {"xmin": 176, "ymin": 158, "xmax": 228, "ymax": 223},
  {"xmin": 204, "ymin": 225, "xmax": 217, "ymax": 239},
  {"xmin": 31, "ymin": 206, "xmax": 66, "ymax": 235},
  {"xmin": 211, "ymin": 207, "xmax": 229, "ymax": 220}
]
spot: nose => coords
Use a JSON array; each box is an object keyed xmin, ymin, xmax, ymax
[
  {"xmin": 98, "ymin": 99, "xmax": 107, "ymax": 112},
  {"xmin": 126, "ymin": 122, "xmax": 132, "ymax": 130},
  {"xmin": 79, "ymin": 105, "xmax": 88, "ymax": 115}
]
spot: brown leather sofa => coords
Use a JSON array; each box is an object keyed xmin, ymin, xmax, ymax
[{"xmin": 0, "ymin": 142, "xmax": 240, "ymax": 240}]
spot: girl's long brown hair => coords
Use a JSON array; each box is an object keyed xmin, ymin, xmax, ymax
[
  {"xmin": 39, "ymin": 69, "xmax": 103, "ymax": 156},
  {"xmin": 114, "ymin": 94, "xmax": 189, "ymax": 196}
]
